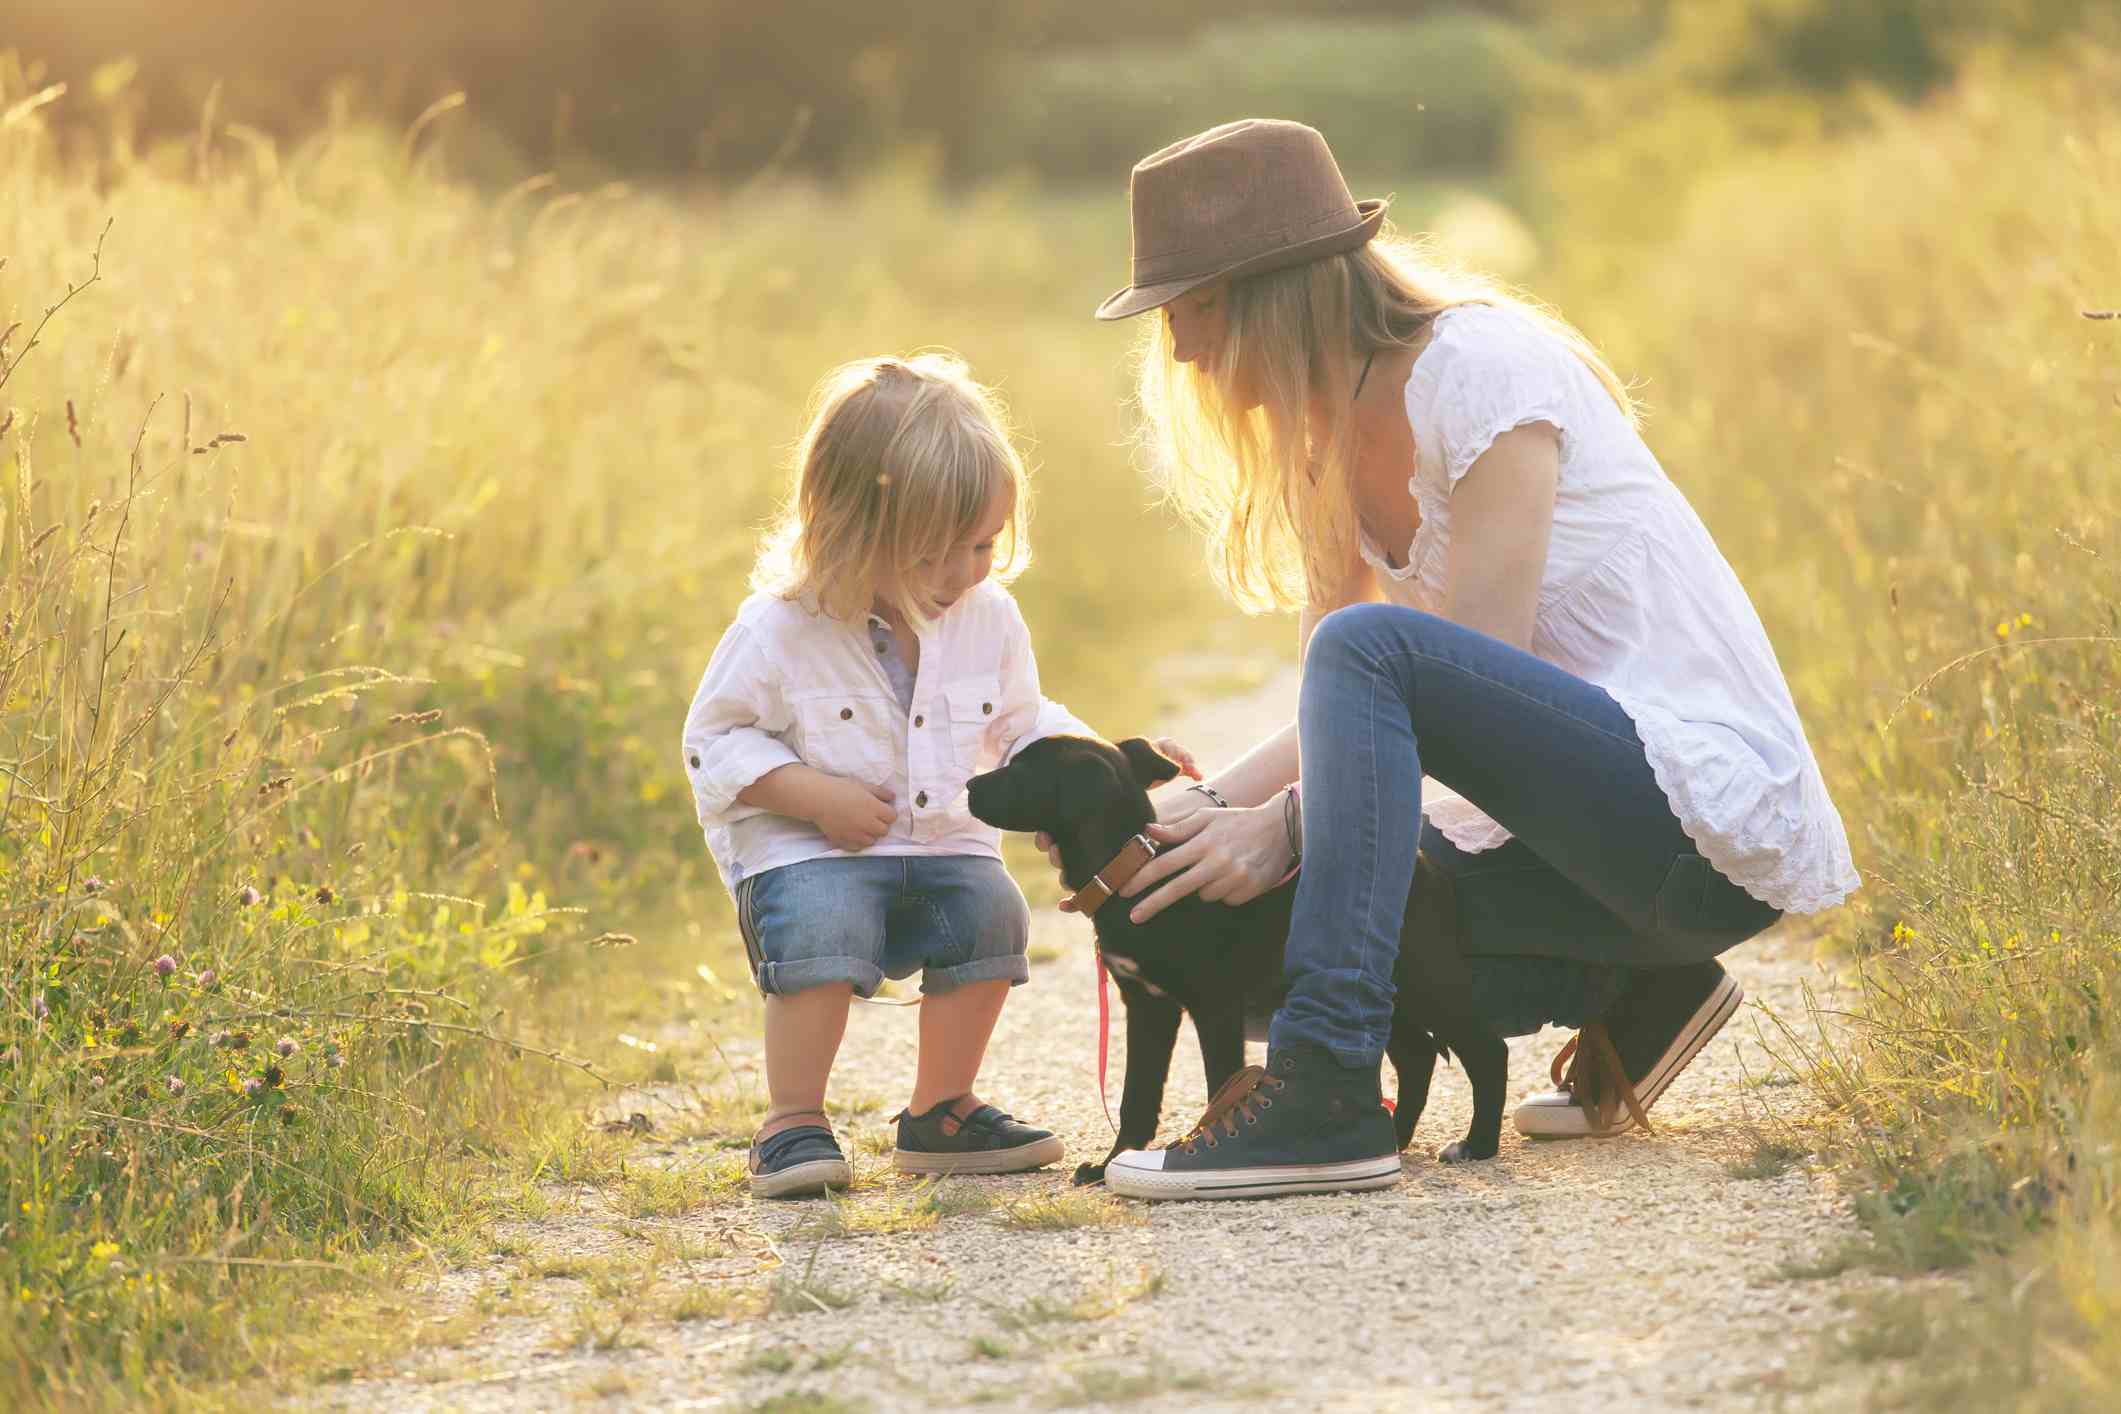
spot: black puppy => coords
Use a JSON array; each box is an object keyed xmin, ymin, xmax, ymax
[{"xmin": 968, "ymin": 733, "xmax": 1507, "ymax": 1184}]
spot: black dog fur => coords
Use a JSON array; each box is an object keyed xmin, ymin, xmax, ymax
[{"xmin": 968, "ymin": 734, "xmax": 1508, "ymax": 1184}]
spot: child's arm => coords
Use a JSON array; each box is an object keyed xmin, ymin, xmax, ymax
[{"xmin": 681, "ymin": 623, "xmax": 895, "ymax": 851}]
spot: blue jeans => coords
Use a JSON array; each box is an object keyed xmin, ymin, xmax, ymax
[
  {"xmin": 1273, "ymin": 603, "xmax": 1783, "ymax": 1066},
  {"xmin": 734, "ymin": 855, "xmax": 1031, "ymax": 998}
]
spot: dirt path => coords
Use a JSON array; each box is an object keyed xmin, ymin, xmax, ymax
[{"xmin": 325, "ymin": 670, "xmax": 1886, "ymax": 1412}]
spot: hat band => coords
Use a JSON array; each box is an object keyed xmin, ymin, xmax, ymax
[{"xmin": 1130, "ymin": 203, "xmax": 1367, "ymax": 285}]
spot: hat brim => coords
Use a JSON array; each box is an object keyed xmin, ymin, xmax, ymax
[{"xmin": 1093, "ymin": 199, "xmax": 1389, "ymax": 321}]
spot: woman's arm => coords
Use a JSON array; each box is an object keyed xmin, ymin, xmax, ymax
[
  {"xmin": 1442, "ymin": 422, "xmax": 1559, "ymax": 651},
  {"xmin": 1118, "ymin": 550, "xmax": 1379, "ymax": 921}
]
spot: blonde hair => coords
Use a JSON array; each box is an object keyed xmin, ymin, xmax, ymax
[
  {"xmin": 1136, "ymin": 228, "xmax": 1637, "ymax": 614},
  {"xmin": 753, "ymin": 353, "xmax": 1031, "ymax": 623}
]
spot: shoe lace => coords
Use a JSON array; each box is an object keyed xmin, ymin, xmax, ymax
[
  {"xmin": 1549, "ymin": 1023, "xmax": 1653, "ymax": 1134},
  {"xmin": 1170, "ymin": 1065, "xmax": 1286, "ymax": 1156}
]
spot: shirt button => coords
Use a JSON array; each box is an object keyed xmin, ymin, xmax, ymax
[
  {"xmin": 839, "ymin": 707, "xmax": 853, "ymax": 721},
  {"xmin": 876, "ymin": 642, "xmax": 887, "ymax": 654},
  {"xmin": 915, "ymin": 791, "xmax": 929, "ymax": 808},
  {"xmin": 981, "ymin": 702, "xmax": 993, "ymax": 715},
  {"xmin": 688, "ymin": 753, "xmax": 701, "ymax": 769},
  {"xmin": 914, "ymin": 714, "xmax": 925, "ymax": 727}
]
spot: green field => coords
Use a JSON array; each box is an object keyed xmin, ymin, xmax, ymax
[{"xmin": 3, "ymin": 23, "xmax": 2120, "ymax": 1411}]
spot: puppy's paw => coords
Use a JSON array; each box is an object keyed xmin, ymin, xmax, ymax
[
  {"xmin": 1438, "ymin": 1137, "xmax": 1500, "ymax": 1164},
  {"xmin": 1072, "ymin": 1162, "xmax": 1108, "ymax": 1186}
]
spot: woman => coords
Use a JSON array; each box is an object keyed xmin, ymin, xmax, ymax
[{"xmin": 1082, "ymin": 120, "xmax": 1858, "ymax": 1202}]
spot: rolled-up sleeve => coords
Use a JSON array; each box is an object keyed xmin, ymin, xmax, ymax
[
  {"xmin": 994, "ymin": 595, "xmax": 1096, "ymax": 761},
  {"xmin": 681, "ymin": 624, "xmax": 802, "ymax": 824}
]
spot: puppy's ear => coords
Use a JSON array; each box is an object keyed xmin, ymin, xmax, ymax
[{"xmin": 1116, "ymin": 737, "xmax": 1183, "ymax": 787}]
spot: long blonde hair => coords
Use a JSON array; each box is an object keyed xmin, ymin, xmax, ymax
[
  {"xmin": 1136, "ymin": 228, "xmax": 1636, "ymax": 613},
  {"xmin": 754, "ymin": 353, "xmax": 1031, "ymax": 623}
]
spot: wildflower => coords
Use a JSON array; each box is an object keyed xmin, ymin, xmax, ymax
[
  {"xmin": 166, "ymin": 1076, "xmax": 186, "ymax": 1096},
  {"xmin": 226, "ymin": 1030, "xmax": 251, "ymax": 1051},
  {"xmin": 262, "ymin": 1063, "xmax": 283, "ymax": 1088},
  {"xmin": 32, "ymin": 993, "xmax": 47, "ymax": 1019},
  {"xmin": 153, "ymin": 954, "xmax": 177, "ymax": 978},
  {"xmin": 1995, "ymin": 620, "xmax": 2011, "ymax": 640},
  {"xmin": 237, "ymin": 885, "xmax": 261, "ymax": 907},
  {"xmin": 326, "ymin": 1047, "xmax": 345, "ymax": 1070},
  {"xmin": 196, "ymin": 969, "xmax": 218, "ymax": 991},
  {"xmin": 91, "ymin": 1074, "xmax": 105, "ymax": 1088},
  {"xmin": 276, "ymin": 1036, "xmax": 299, "ymax": 1058},
  {"xmin": 242, "ymin": 1077, "xmax": 264, "ymax": 1097},
  {"xmin": 209, "ymin": 1029, "xmax": 229, "ymax": 1048},
  {"xmin": 169, "ymin": 1018, "xmax": 190, "ymax": 1040},
  {"xmin": 84, "ymin": 876, "xmax": 106, "ymax": 894},
  {"xmin": 314, "ymin": 884, "xmax": 336, "ymax": 904}
]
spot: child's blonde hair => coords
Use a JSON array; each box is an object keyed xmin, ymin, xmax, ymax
[
  {"xmin": 1137, "ymin": 229, "xmax": 1635, "ymax": 614},
  {"xmin": 754, "ymin": 353, "xmax": 1031, "ymax": 623}
]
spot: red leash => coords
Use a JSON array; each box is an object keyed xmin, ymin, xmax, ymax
[{"xmin": 1094, "ymin": 947, "xmax": 1117, "ymax": 1135}]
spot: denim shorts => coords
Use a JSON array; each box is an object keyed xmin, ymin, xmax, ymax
[{"xmin": 733, "ymin": 855, "xmax": 1031, "ymax": 998}]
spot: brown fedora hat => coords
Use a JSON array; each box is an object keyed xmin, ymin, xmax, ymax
[{"xmin": 1094, "ymin": 119, "xmax": 1387, "ymax": 322}]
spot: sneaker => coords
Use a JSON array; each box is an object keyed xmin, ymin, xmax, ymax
[
  {"xmin": 893, "ymin": 1096, "xmax": 1064, "ymax": 1175},
  {"xmin": 748, "ymin": 1123, "xmax": 852, "ymax": 1199},
  {"xmin": 1514, "ymin": 962, "xmax": 1743, "ymax": 1138},
  {"xmin": 1104, "ymin": 1042, "xmax": 1403, "ymax": 1201}
]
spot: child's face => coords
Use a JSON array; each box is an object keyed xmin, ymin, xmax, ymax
[{"xmin": 924, "ymin": 492, "xmax": 1010, "ymax": 610}]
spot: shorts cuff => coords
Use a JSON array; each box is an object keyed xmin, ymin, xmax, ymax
[
  {"xmin": 920, "ymin": 955, "xmax": 1030, "ymax": 995},
  {"xmin": 758, "ymin": 957, "xmax": 885, "ymax": 999}
]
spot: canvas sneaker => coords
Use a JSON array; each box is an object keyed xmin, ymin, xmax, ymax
[
  {"xmin": 748, "ymin": 1123, "xmax": 852, "ymax": 1199},
  {"xmin": 1104, "ymin": 1042, "xmax": 1403, "ymax": 1201},
  {"xmin": 1514, "ymin": 961, "xmax": 1743, "ymax": 1138}
]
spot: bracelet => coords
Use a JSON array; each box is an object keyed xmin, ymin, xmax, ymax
[
  {"xmin": 1281, "ymin": 784, "xmax": 1302, "ymax": 868},
  {"xmin": 1186, "ymin": 782, "xmax": 1230, "ymax": 809}
]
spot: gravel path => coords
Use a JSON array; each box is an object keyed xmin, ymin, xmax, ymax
[{"xmin": 323, "ymin": 669, "xmax": 1885, "ymax": 1412}]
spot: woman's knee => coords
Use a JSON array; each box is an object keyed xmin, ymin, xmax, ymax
[{"xmin": 1306, "ymin": 602, "xmax": 1444, "ymax": 676}]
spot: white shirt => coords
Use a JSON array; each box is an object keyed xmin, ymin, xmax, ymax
[
  {"xmin": 1359, "ymin": 303, "xmax": 1859, "ymax": 914},
  {"xmin": 681, "ymin": 581, "xmax": 1092, "ymax": 889}
]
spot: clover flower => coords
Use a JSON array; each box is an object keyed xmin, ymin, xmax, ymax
[
  {"xmin": 242, "ymin": 1077, "xmax": 265, "ymax": 1097},
  {"xmin": 166, "ymin": 1076, "xmax": 186, "ymax": 1096},
  {"xmin": 154, "ymin": 954, "xmax": 177, "ymax": 978},
  {"xmin": 237, "ymin": 885, "xmax": 261, "ymax": 907},
  {"xmin": 276, "ymin": 1037, "xmax": 299, "ymax": 1058}
]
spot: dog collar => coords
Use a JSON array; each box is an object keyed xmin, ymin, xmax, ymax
[{"xmin": 1058, "ymin": 834, "xmax": 1157, "ymax": 917}]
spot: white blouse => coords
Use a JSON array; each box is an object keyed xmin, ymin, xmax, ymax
[
  {"xmin": 681, "ymin": 581, "xmax": 1091, "ymax": 889},
  {"xmin": 1358, "ymin": 303, "xmax": 1858, "ymax": 914}
]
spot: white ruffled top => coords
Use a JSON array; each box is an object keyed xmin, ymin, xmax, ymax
[{"xmin": 1357, "ymin": 303, "xmax": 1859, "ymax": 914}]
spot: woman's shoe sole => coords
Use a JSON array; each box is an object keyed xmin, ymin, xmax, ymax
[
  {"xmin": 892, "ymin": 1134, "xmax": 1065, "ymax": 1175},
  {"xmin": 1104, "ymin": 1154, "xmax": 1403, "ymax": 1201},
  {"xmin": 1515, "ymin": 973, "xmax": 1745, "ymax": 1139},
  {"xmin": 749, "ymin": 1157, "xmax": 853, "ymax": 1199}
]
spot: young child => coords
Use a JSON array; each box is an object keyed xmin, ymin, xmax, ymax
[{"xmin": 682, "ymin": 353, "xmax": 1093, "ymax": 1198}]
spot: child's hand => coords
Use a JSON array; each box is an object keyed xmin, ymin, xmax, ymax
[
  {"xmin": 810, "ymin": 776, "xmax": 898, "ymax": 852},
  {"xmin": 1152, "ymin": 736, "xmax": 1203, "ymax": 780}
]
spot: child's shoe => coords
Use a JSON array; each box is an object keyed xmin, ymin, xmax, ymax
[
  {"xmin": 748, "ymin": 1123, "xmax": 853, "ymax": 1199},
  {"xmin": 893, "ymin": 1096, "xmax": 1063, "ymax": 1175}
]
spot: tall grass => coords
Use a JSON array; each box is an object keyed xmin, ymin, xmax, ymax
[{"xmin": 1547, "ymin": 46, "xmax": 2121, "ymax": 1405}]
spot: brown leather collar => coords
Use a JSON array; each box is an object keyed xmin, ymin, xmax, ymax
[{"xmin": 1058, "ymin": 834, "xmax": 1157, "ymax": 917}]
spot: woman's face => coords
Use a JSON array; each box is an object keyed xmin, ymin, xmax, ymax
[{"xmin": 1163, "ymin": 282, "xmax": 1230, "ymax": 370}]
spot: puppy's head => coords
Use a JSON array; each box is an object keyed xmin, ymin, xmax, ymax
[{"xmin": 967, "ymin": 735, "xmax": 1182, "ymax": 887}]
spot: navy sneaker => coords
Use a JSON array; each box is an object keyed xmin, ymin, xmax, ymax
[
  {"xmin": 892, "ymin": 1096, "xmax": 1063, "ymax": 1175},
  {"xmin": 1515, "ymin": 960, "xmax": 1743, "ymax": 1138},
  {"xmin": 748, "ymin": 1124, "xmax": 852, "ymax": 1199},
  {"xmin": 1104, "ymin": 1042, "xmax": 1402, "ymax": 1201}
]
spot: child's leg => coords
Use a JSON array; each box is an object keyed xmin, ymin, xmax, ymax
[
  {"xmin": 760, "ymin": 983, "xmax": 855, "ymax": 1142},
  {"xmin": 910, "ymin": 979, "xmax": 1009, "ymax": 1114},
  {"xmin": 735, "ymin": 859, "xmax": 891, "ymax": 1144}
]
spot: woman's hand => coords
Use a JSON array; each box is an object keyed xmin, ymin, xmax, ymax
[{"xmin": 1119, "ymin": 799, "xmax": 1293, "ymax": 924}]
